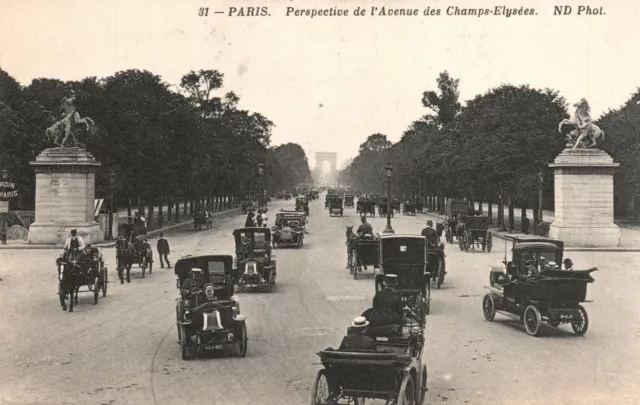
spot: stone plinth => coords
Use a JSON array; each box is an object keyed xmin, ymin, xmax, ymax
[
  {"xmin": 548, "ymin": 149, "xmax": 620, "ymax": 247},
  {"xmin": 28, "ymin": 148, "xmax": 102, "ymax": 245}
]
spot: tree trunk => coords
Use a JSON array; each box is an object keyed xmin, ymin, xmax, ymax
[
  {"xmin": 147, "ymin": 201, "xmax": 154, "ymax": 228},
  {"xmin": 508, "ymin": 197, "xmax": 515, "ymax": 233},
  {"xmin": 488, "ymin": 201, "xmax": 493, "ymax": 224},
  {"xmin": 127, "ymin": 196, "xmax": 132, "ymax": 218},
  {"xmin": 533, "ymin": 207, "xmax": 539, "ymax": 231},
  {"xmin": 183, "ymin": 199, "xmax": 187, "ymax": 217},
  {"xmin": 175, "ymin": 198, "xmax": 180, "ymax": 221},
  {"xmin": 520, "ymin": 205, "xmax": 527, "ymax": 233},
  {"xmin": 167, "ymin": 199, "xmax": 172, "ymax": 222}
]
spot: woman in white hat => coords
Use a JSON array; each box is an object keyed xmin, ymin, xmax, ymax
[{"xmin": 339, "ymin": 316, "xmax": 377, "ymax": 351}]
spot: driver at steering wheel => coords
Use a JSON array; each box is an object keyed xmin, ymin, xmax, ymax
[{"xmin": 181, "ymin": 268, "xmax": 206, "ymax": 296}]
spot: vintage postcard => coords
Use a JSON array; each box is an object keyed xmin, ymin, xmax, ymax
[{"xmin": 1, "ymin": 0, "xmax": 638, "ymax": 404}]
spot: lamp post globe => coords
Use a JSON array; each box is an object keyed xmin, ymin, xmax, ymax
[{"xmin": 383, "ymin": 163, "xmax": 395, "ymax": 234}]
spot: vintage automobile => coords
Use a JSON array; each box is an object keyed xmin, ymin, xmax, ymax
[
  {"xmin": 295, "ymin": 197, "xmax": 310, "ymax": 216},
  {"xmin": 348, "ymin": 234, "xmax": 380, "ymax": 280},
  {"xmin": 459, "ymin": 214, "xmax": 492, "ymax": 253},
  {"xmin": 443, "ymin": 198, "xmax": 470, "ymax": 244},
  {"xmin": 313, "ymin": 238, "xmax": 428, "ymax": 405},
  {"xmin": 57, "ymin": 244, "xmax": 108, "ymax": 312},
  {"xmin": 240, "ymin": 200, "xmax": 254, "ymax": 214},
  {"xmin": 329, "ymin": 197, "xmax": 344, "ymax": 217},
  {"xmin": 174, "ymin": 255, "xmax": 248, "ymax": 359},
  {"xmin": 325, "ymin": 194, "xmax": 339, "ymax": 209},
  {"xmin": 232, "ymin": 227, "xmax": 277, "ymax": 292},
  {"xmin": 483, "ymin": 235, "xmax": 596, "ymax": 337},
  {"xmin": 272, "ymin": 212, "xmax": 305, "ymax": 248},
  {"xmin": 344, "ymin": 194, "xmax": 355, "ymax": 208},
  {"xmin": 375, "ymin": 234, "xmax": 431, "ymax": 316}
]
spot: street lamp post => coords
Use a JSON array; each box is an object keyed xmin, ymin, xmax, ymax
[
  {"xmin": 257, "ymin": 163, "xmax": 264, "ymax": 207},
  {"xmin": 383, "ymin": 163, "xmax": 395, "ymax": 234},
  {"xmin": 538, "ymin": 169, "xmax": 544, "ymax": 224},
  {"xmin": 1, "ymin": 169, "xmax": 9, "ymax": 244},
  {"xmin": 107, "ymin": 170, "xmax": 116, "ymax": 240}
]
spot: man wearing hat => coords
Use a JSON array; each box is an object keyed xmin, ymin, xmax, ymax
[
  {"xmin": 63, "ymin": 229, "xmax": 85, "ymax": 261},
  {"xmin": 421, "ymin": 220, "xmax": 438, "ymax": 246},
  {"xmin": 356, "ymin": 216, "xmax": 373, "ymax": 235},
  {"xmin": 339, "ymin": 316, "xmax": 377, "ymax": 351},
  {"xmin": 363, "ymin": 274, "xmax": 402, "ymax": 328},
  {"xmin": 245, "ymin": 210, "xmax": 256, "ymax": 227},
  {"xmin": 181, "ymin": 268, "xmax": 205, "ymax": 296}
]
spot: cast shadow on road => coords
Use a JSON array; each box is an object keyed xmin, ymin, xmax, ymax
[{"xmin": 490, "ymin": 318, "xmax": 587, "ymax": 339}]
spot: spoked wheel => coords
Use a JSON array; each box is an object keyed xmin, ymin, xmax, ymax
[
  {"xmin": 419, "ymin": 364, "xmax": 428, "ymax": 405},
  {"xmin": 353, "ymin": 262, "xmax": 359, "ymax": 280},
  {"xmin": 486, "ymin": 232, "xmax": 493, "ymax": 253},
  {"xmin": 176, "ymin": 302, "xmax": 183, "ymax": 344},
  {"xmin": 141, "ymin": 258, "xmax": 146, "ymax": 278},
  {"xmin": 482, "ymin": 294, "xmax": 495, "ymax": 321},
  {"xmin": 237, "ymin": 322, "xmax": 248, "ymax": 357},
  {"xmin": 267, "ymin": 270, "xmax": 274, "ymax": 293},
  {"xmin": 571, "ymin": 305, "xmax": 589, "ymax": 336},
  {"xmin": 397, "ymin": 374, "xmax": 416, "ymax": 405},
  {"xmin": 148, "ymin": 250, "xmax": 153, "ymax": 274},
  {"xmin": 523, "ymin": 304, "xmax": 542, "ymax": 337},
  {"xmin": 101, "ymin": 265, "xmax": 108, "ymax": 297},
  {"xmin": 463, "ymin": 232, "xmax": 470, "ymax": 252},
  {"xmin": 353, "ymin": 397, "xmax": 367, "ymax": 405},
  {"xmin": 436, "ymin": 261, "xmax": 444, "ymax": 289},
  {"xmin": 424, "ymin": 283, "xmax": 431, "ymax": 316},
  {"xmin": 93, "ymin": 275, "xmax": 100, "ymax": 304},
  {"xmin": 310, "ymin": 369, "xmax": 337, "ymax": 405}
]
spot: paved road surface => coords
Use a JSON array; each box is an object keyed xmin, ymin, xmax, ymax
[{"xmin": 1, "ymin": 195, "xmax": 639, "ymax": 405}]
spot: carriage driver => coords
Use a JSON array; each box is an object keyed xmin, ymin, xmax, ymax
[
  {"xmin": 356, "ymin": 216, "xmax": 373, "ymax": 235},
  {"xmin": 63, "ymin": 229, "xmax": 85, "ymax": 261},
  {"xmin": 421, "ymin": 220, "xmax": 438, "ymax": 246}
]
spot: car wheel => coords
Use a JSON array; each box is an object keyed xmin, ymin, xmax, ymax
[
  {"xmin": 571, "ymin": 305, "xmax": 589, "ymax": 336},
  {"xmin": 482, "ymin": 294, "xmax": 495, "ymax": 321},
  {"xmin": 523, "ymin": 305, "xmax": 542, "ymax": 337}
]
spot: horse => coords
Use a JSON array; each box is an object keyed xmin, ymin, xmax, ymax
[
  {"xmin": 115, "ymin": 237, "xmax": 134, "ymax": 283},
  {"xmin": 345, "ymin": 226, "xmax": 355, "ymax": 268},
  {"xmin": 58, "ymin": 256, "xmax": 82, "ymax": 312},
  {"xmin": 45, "ymin": 96, "xmax": 95, "ymax": 147},
  {"xmin": 558, "ymin": 98, "xmax": 605, "ymax": 149}
]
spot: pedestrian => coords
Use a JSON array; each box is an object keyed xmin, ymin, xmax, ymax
[
  {"xmin": 157, "ymin": 232, "xmax": 171, "ymax": 268},
  {"xmin": 157, "ymin": 211, "xmax": 164, "ymax": 230},
  {"xmin": 522, "ymin": 214, "xmax": 530, "ymax": 235}
]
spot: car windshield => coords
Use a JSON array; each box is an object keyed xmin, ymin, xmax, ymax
[{"xmin": 520, "ymin": 250, "xmax": 561, "ymax": 273}]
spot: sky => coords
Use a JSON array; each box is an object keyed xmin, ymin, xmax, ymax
[{"xmin": 2, "ymin": 0, "xmax": 640, "ymax": 169}]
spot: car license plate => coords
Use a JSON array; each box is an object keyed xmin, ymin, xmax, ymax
[{"xmin": 205, "ymin": 344, "xmax": 223, "ymax": 350}]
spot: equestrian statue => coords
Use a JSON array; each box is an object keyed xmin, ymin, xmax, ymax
[
  {"xmin": 558, "ymin": 98, "xmax": 605, "ymax": 149},
  {"xmin": 45, "ymin": 95, "xmax": 95, "ymax": 148}
]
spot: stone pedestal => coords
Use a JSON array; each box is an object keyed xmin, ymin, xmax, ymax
[
  {"xmin": 548, "ymin": 149, "xmax": 620, "ymax": 247},
  {"xmin": 28, "ymin": 148, "xmax": 102, "ymax": 245}
]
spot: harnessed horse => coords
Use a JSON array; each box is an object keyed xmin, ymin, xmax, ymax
[{"xmin": 115, "ymin": 237, "xmax": 135, "ymax": 283}]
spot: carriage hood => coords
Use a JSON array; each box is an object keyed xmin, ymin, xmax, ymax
[{"xmin": 174, "ymin": 255, "xmax": 234, "ymax": 286}]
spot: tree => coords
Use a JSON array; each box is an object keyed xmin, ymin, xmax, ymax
[{"xmin": 421, "ymin": 71, "xmax": 462, "ymax": 127}]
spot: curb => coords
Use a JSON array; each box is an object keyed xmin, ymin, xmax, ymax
[{"xmin": 0, "ymin": 208, "xmax": 241, "ymax": 250}]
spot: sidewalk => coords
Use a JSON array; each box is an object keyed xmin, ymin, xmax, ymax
[
  {"xmin": 422, "ymin": 207, "xmax": 640, "ymax": 252},
  {"xmin": 0, "ymin": 206, "xmax": 241, "ymax": 250}
]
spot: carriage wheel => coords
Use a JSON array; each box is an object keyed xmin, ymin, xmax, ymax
[
  {"xmin": 424, "ymin": 282, "xmax": 431, "ymax": 316},
  {"xmin": 148, "ymin": 250, "xmax": 153, "ymax": 274},
  {"xmin": 482, "ymin": 294, "xmax": 496, "ymax": 321},
  {"xmin": 176, "ymin": 302, "xmax": 183, "ymax": 344},
  {"xmin": 571, "ymin": 305, "xmax": 589, "ymax": 336},
  {"xmin": 463, "ymin": 232, "xmax": 470, "ymax": 253},
  {"xmin": 353, "ymin": 262, "xmax": 359, "ymax": 280},
  {"xmin": 523, "ymin": 305, "xmax": 542, "ymax": 337},
  {"xmin": 141, "ymin": 257, "xmax": 147, "ymax": 278},
  {"xmin": 101, "ymin": 266, "xmax": 108, "ymax": 297},
  {"xmin": 93, "ymin": 275, "xmax": 100, "ymax": 305},
  {"xmin": 268, "ymin": 270, "xmax": 274, "ymax": 292},
  {"xmin": 397, "ymin": 374, "xmax": 416, "ymax": 405},
  {"xmin": 310, "ymin": 369, "xmax": 335, "ymax": 405},
  {"xmin": 437, "ymin": 261, "xmax": 444, "ymax": 289},
  {"xmin": 237, "ymin": 322, "xmax": 248, "ymax": 357},
  {"xmin": 180, "ymin": 325, "xmax": 193, "ymax": 360},
  {"xmin": 486, "ymin": 232, "xmax": 493, "ymax": 253},
  {"xmin": 418, "ymin": 364, "xmax": 428, "ymax": 405}
]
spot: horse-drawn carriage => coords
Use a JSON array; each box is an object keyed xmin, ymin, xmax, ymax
[
  {"xmin": 375, "ymin": 235, "xmax": 431, "ymax": 316},
  {"xmin": 194, "ymin": 209, "xmax": 212, "ymax": 231},
  {"xmin": 272, "ymin": 211, "xmax": 305, "ymax": 248},
  {"xmin": 296, "ymin": 197, "xmax": 310, "ymax": 216},
  {"xmin": 174, "ymin": 255, "xmax": 248, "ymax": 359},
  {"xmin": 329, "ymin": 197, "xmax": 344, "ymax": 217},
  {"xmin": 458, "ymin": 215, "xmax": 492, "ymax": 252},
  {"xmin": 402, "ymin": 201, "xmax": 417, "ymax": 216},
  {"xmin": 57, "ymin": 245, "xmax": 108, "ymax": 312},
  {"xmin": 483, "ymin": 236, "xmax": 596, "ymax": 337},
  {"xmin": 357, "ymin": 198, "xmax": 376, "ymax": 217},
  {"xmin": 313, "ymin": 235, "xmax": 428, "ymax": 404},
  {"xmin": 232, "ymin": 228, "xmax": 277, "ymax": 292},
  {"xmin": 378, "ymin": 198, "xmax": 394, "ymax": 217},
  {"xmin": 344, "ymin": 194, "xmax": 355, "ymax": 208},
  {"xmin": 348, "ymin": 235, "xmax": 380, "ymax": 280},
  {"xmin": 442, "ymin": 198, "xmax": 471, "ymax": 244},
  {"xmin": 115, "ymin": 234, "xmax": 154, "ymax": 282}
]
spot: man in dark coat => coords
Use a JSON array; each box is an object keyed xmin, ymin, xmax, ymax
[
  {"xmin": 356, "ymin": 216, "xmax": 373, "ymax": 235},
  {"xmin": 245, "ymin": 211, "xmax": 256, "ymax": 227},
  {"xmin": 339, "ymin": 317, "xmax": 377, "ymax": 351},
  {"xmin": 421, "ymin": 220, "xmax": 438, "ymax": 246},
  {"xmin": 156, "ymin": 232, "xmax": 171, "ymax": 268},
  {"xmin": 521, "ymin": 214, "xmax": 530, "ymax": 235},
  {"xmin": 363, "ymin": 274, "xmax": 402, "ymax": 327}
]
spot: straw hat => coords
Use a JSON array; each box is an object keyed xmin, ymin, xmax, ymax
[{"xmin": 350, "ymin": 316, "xmax": 370, "ymax": 328}]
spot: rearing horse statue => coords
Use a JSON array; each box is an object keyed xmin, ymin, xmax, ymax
[
  {"xmin": 45, "ymin": 96, "xmax": 95, "ymax": 147},
  {"xmin": 558, "ymin": 98, "xmax": 605, "ymax": 149}
]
